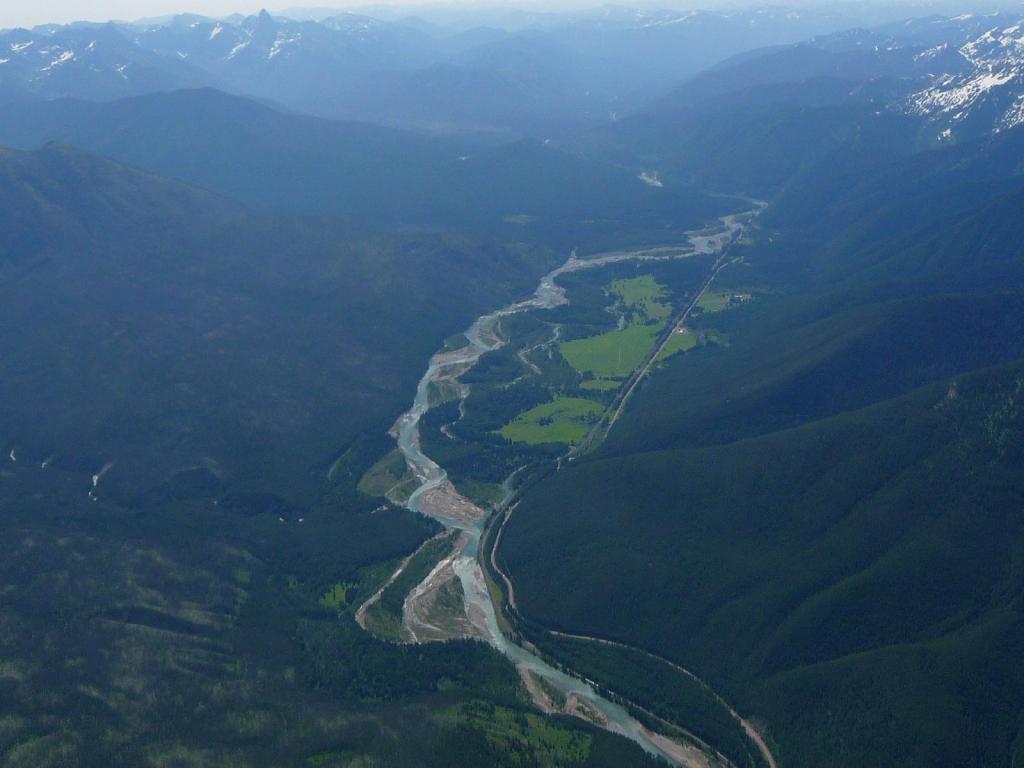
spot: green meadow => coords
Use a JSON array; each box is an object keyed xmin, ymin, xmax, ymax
[
  {"xmin": 560, "ymin": 275, "xmax": 673, "ymax": 378},
  {"xmin": 499, "ymin": 397, "xmax": 603, "ymax": 445},
  {"xmin": 560, "ymin": 323, "xmax": 663, "ymax": 378},
  {"xmin": 581, "ymin": 378, "xmax": 623, "ymax": 391},
  {"xmin": 319, "ymin": 581, "xmax": 353, "ymax": 610},
  {"xmin": 696, "ymin": 289, "xmax": 730, "ymax": 313},
  {"xmin": 609, "ymin": 275, "xmax": 672, "ymax": 322},
  {"xmin": 655, "ymin": 329, "xmax": 698, "ymax": 362}
]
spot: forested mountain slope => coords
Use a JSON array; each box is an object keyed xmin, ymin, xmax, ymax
[
  {"xmin": 499, "ymin": 98, "xmax": 1024, "ymax": 767},
  {"xmin": 6, "ymin": 7, "xmax": 1024, "ymax": 767},
  {"xmin": 0, "ymin": 142, "xmax": 554, "ymax": 504},
  {"xmin": 503, "ymin": 359, "xmax": 1024, "ymax": 767},
  {"xmin": 0, "ymin": 142, "xmax": 675, "ymax": 768},
  {"xmin": 0, "ymin": 88, "xmax": 732, "ymax": 251},
  {"xmin": 593, "ymin": 12, "xmax": 1024, "ymax": 195}
]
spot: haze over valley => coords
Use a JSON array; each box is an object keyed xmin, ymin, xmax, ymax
[{"xmin": 2, "ymin": 3, "xmax": 1024, "ymax": 767}]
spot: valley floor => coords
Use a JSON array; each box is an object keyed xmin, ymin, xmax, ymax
[{"xmin": 356, "ymin": 203, "xmax": 773, "ymax": 768}]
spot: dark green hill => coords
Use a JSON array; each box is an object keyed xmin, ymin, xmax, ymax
[
  {"xmin": 582, "ymin": 33, "xmax": 933, "ymax": 197},
  {"xmin": 0, "ymin": 143, "xmax": 554, "ymax": 504},
  {"xmin": 502, "ymin": 358, "xmax": 1024, "ymax": 768},
  {"xmin": 603, "ymin": 291, "xmax": 1024, "ymax": 457},
  {"xmin": 642, "ymin": 40, "xmax": 927, "ymax": 117},
  {"xmin": 0, "ymin": 88, "xmax": 732, "ymax": 251},
  {"xmin": 0, "ymin": 142, "xmax": 674, "ymax": 768},
  {"xmin": 498, "ymin": 108, "xmax": 1024, "ymax": 767},
  {"xmin": 829, "ymin": 184, "xmax": 1024, "ymax": 288},
  {"xmin": 597, "ymin": 92, "xmax": 922, "ymax": 197},
  {"xmin": 756, "ymin": 127, "xmax": 1024, "ymax": 290}
]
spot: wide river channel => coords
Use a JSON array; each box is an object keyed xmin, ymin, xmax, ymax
[{"xmin": 391, "ymin": 211, "xmax": 756, "ymax": 765}]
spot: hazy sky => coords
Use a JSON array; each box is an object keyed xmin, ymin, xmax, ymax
[
  {"xmin": 0, "ymin": 0, "xmax": 485, "ymax": 28},
  {"xmin": 0, "ymin": 1, "xmax": 321, "ymax": 28},
  {"xmin": 1, "ymin": 0, "xmax": 599, "ymax": 29},
  {"xmin": 0, "ymin": 0, "xmax": 1012, "ymax": 29}
]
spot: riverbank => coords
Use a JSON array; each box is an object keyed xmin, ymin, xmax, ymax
[{"xmin": 370, "ymin": 204, "xmax": 767, "ymax": 766}]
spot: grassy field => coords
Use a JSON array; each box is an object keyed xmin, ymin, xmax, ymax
[
  {"xmin": 456, "ymin": 478, "xmax": 508, "ymax": 507},
  {"xmin": 560, "ymin": 275, "xmax": 673, "ymax": 378},
  {"xmin": 320, "ymin": 581, "xmax": 354, "ymax": 610},
  {"xmin": 656, "ymin": 330, "xmax": 698, "ymax": 362},
  {"xmin": 361, "ymin": 601, "xmax": 408, "ymax": 641},
  {"xmin": 609, "ymin": 275, "xmax": 672, "ymax": 322},
  {"xmin": 695, "ymin": 288, "xmax": 748, "ymax": 314},
  {"xmin": 499, "ymin": 397, "xmax": 603, "ymax": 445},
  {"xmin": 356, "ymin": 448, "xmax": 411, "ymax": 501},
  {"xmin": 696, "ymin": 290, "xmax": 731, "ymax": 313},
  {"xmin": 705, "ymin": 329, "xmax": 730, "ymax": 347},
  {"xmin": 581, "ymin": 379, "xmax": 623, "ymax": 391},
  {"xmin": 560, "ymin": 323, "xmax": 663, "ymax": 378}
]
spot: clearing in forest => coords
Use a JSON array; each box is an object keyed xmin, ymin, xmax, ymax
[
  {"xmin": 559, "ymin": 275, "xmax": 672, "ymax": 379},
  {"xmin": 498, "ymin": 397, "xmax": 603, "ymax": 445}
]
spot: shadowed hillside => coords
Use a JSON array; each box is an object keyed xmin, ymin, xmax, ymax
[
  {"xmin": 499, "ymin": 104, "xmax": 1024, "ymax": 768},
  {"xmin": 0, "ymin": 143, "xmax": 556, "ymax": 503}
]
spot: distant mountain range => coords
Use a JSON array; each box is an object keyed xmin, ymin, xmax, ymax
[
  {"xmin": 0, "ymin": 87, "xmax": 732, "ymax": 254},
  {"xmin": 589, "ymin": 10, "xmax": 1024, "ymax": 195},
  {"xmin": 5, "ymin": 6, "xmax": 1024, "ymax": 767},
  {"xmin": 907, "ymin": 16, "xmax": 1024, "ymax": 139},
  {"xmin": 499, "ymin": 45, "xmax": 1024, "ymax": 768},
  {"xmin": 0, "ymin": 6, "xmax": 880, "ymax": 136},
  {"xmin": 5, "ymin": 8, "xmax": 1022, "ymax": 139}
]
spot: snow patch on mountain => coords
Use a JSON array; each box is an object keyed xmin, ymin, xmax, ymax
[
  {"xmin": 908, "ymin": 18, "xmax": 1024, "ymax": 133},
  {"xmin": 638, "ymin": 171, "xmax": 664, "ymax": 187},
  {"xmin": 641, "ymin": 11, "xmax": 699, "ymax": 28},
  {"xmin": 914, "ymin": 42, "xmax": 950, "ymax": 62},
  {"xmin": 913, "ymin": 69, "xmax": 1017, "ymax": 114},
  {"xmin": 269, "ymin": 33, "xmax": 301, "ymax": 60},
  {"xmin": 41, "ymin": 50, "xmax": 75, "ymax": 71},
  {"xmin": 1003, "ymin": 94, "xmax": 1024, "ymax": 128},
  {"xmin": 227, "ymin": 39, "xmax": 251, "ymax": 59}
]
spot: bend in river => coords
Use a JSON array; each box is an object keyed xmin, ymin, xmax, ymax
[{"xmin": 387, "ymin": 207, "xmax": 761, "ymax": 767}]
